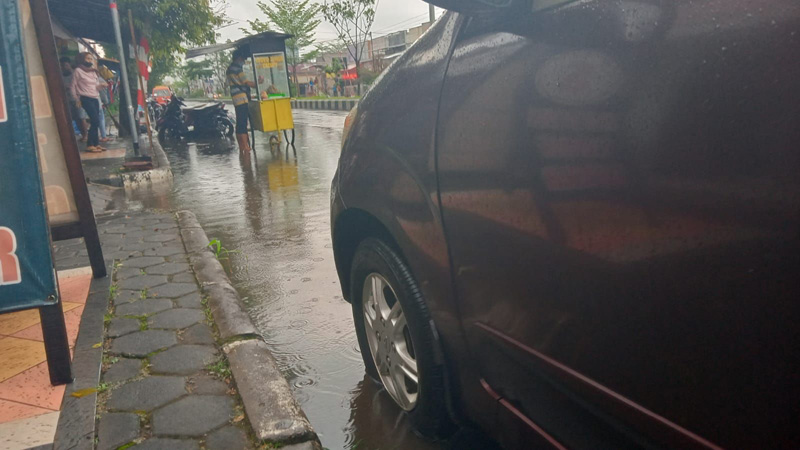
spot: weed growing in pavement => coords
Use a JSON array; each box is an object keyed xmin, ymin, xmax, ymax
[
  {"xmin": 139, "ymin": 269, "xmax": 146, "ymax": 275},
  {"xmin": 139, "ymin": 289, "xmax": 147, "ymax": 300},
  {"xmin": 109, "ymin": 284, "xmax": 118, "ymax": 299},
  {"xmin": 207, "ymin": 358, "xmax": 232, "ymax": 380}
]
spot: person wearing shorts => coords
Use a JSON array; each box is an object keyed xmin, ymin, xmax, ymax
[{"xmin": 227, "ymin": 48, "xmax": 255, "ymax": 152}]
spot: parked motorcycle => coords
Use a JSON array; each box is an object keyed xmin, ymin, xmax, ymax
[
  {"xmin": 156, "ymin": 94, "xmax": 234, "ymax": 142},
  {"xmin": 147, "ymin": 95, "xmax": 165, "ymax": 124}
]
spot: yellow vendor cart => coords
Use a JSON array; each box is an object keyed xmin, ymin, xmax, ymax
[{"xmin": 186, "ymin": 32, "xmax": 297, "ymax": 154}]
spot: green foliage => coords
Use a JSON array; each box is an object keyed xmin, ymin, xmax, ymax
[
  {"xmin": 209, "ymin": 50, "xmax": 232, "ymax": 96},
  {"xmin": 179, "ymin": 60, "xmax": 214, "ymax": 81},
  {"xmin": 246, "ymin": 0, "xmax": 322, "ymax": 85},
  {"xmin": 207, "ymin": 358, "xmax": 232, "ymax": 379},
  {"xmin": 324, "ymin": 57, "xmax": 344, "ymax": 77},
  {"xmin": 358, "ymin": 68, "xmax": 379, "ymax": 85},
  {"xmin": 322, "ymin": 0, "xmax": 376, "ymax": 69},
  {"xmin": 118, "ymin": 0, "xmax": 224, "ymax": 93}
]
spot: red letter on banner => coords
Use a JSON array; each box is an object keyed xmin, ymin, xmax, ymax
[{"xmin": 0, "ymin": 227, "xmax": 21, "ymax": 285}]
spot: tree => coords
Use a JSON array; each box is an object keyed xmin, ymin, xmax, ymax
[
  {"xmin": 110, "ymin": 0, "xmax": 224, "ymax": 133},
  {"xmin": 322, "ymin": 0, "xmax": 376, "ymax": 93},
  {"xmin": 209, "ymin": 50, "xmax": 232, "ymax": 95},
  {"xmin": 245, "ymin": 0, "xmax": 322, "ymax": 86}
]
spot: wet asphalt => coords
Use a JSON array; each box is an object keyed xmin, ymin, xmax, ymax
[{"xmin": 126, "ymin": 109, "xmax": 446, "ymax": 450}]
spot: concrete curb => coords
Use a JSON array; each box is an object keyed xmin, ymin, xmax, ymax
[
  {"xmin": 175, "ymin": 210, "xmax": 319, "ymax": 447},
  {"xmin": 122, "ymin": 135, "xmax": 173, "ymax": 190},
  {"xmin": 291, "ymin": 99, "xmax": 358, "ymax": 111}
]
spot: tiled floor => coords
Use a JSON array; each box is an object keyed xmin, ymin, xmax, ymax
[
  {"xmin": 0, "ymin": 267, "xmax": 92, "ymax": 426},
  {"xmin": 78, "ymin": 147, "xmax": 127, "ymax": 160}
]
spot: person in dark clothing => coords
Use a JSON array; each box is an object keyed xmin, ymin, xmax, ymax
[
  {"xmin": 61, "ymin": 56, "xmax": 87, "ymax": 141},
  {"xmin": 227, "ymin": 48, "xmax": 256, "ymax": 151}
]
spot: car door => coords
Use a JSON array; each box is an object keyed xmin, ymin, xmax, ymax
[{"xmin": 436, "ymin": 1, "xmax": 800, "ymax": 448}]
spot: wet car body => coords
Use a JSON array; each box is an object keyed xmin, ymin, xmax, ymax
[{"xmin": 331, "ymin": 1, "xmax": 800, "ymax": 449}]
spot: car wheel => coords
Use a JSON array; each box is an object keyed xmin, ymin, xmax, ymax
[{"xmin": 350, "ymin": 238, "xmax": 454, "ymax": 438}]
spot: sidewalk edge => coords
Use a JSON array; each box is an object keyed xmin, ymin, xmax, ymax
[
  {"xmin": 53, "ymin": 266, "xmax": 112, "ymax": 450},
  {"xmin": 175, "ymin": 210, "xmax": 319, "ymax": 446},
  {"xmin": 121, "ymin": 135, "xmax": 173, "ymax": 190}
]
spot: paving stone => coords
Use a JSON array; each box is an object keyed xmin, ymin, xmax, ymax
[
  {"xmin": 174, "ymin": 292, "xmax": 202, "ymax": 308},
  {"xmin": 115, "ymin": 289, "xmax": 155, "ymax": 304},
  {"xmin": 188, "ymin": 374, "xmax": 228, "ymax": 395},
  {"xmin": 205, "ymin": 426, "xmax": 250, "ymax": 450},
  {"xmin": 120, "ymin": 242, "xmax": 160, "ymax": 252},
  {"xmin": 110, "ymin": 330, "xmax": 177, "ymax": 357},
  {"xmin": 166, "ymin": 254, "xmax": 190, "ymax": 264},
  {"xmin": 116, "ymin": 267, "xmax": 145, "ymax": 280},
  {"xmin": 118, "ymin": 274, "xmax": 168, "ymax": 291},
  {"xmin": 171, "ymin": 273, "xmax": 197, "ymax": 284},
  {"xmin": 104, "ymin": 358, "xmax": 142, "ymax": 383},
  {"xmin": 107, "ymin": 376, "xmax": 186, "ymax": 412},
  {"xmin": 108, "ymin": 318, "xmax": 141, "ymax": 337},
  {"xmin": 150, "ymin": 345, "xmax": 218, "ymax": 375},
  {"xmin": 149, "ymin": 309, "xmax": 205, "ymax": 329},
  {"xmin": 97, "ymin": 412, "xmax": 140, "ymax": 450},
  {"xmin": 146, "ymin": 262, "xmax": 190, "ymax": 276},
  {"xmin": 124, "ymin": 230, "xmax": 156, "ymax": 239},
  {"xmin": 149, "ymin": 283, "xmax": 198, "ymax": 299},
  {"xmin": 116, "ymin": 299, "xmax": 173, "ymax": 316},
  {"xmin": 124, "ymin": 257, "xmax": 167, "ymax": 269},
  {"xmin": 144, "ymin": 246, "xmax": 185, "ymax": 257},
  {"xmin": 144, "ymin": 234, "xmax": 180, "ymax": 243},
  {"xmin": 152, "ymin": 221, "xmax": 179, "ymax": 230},
  {"xmin": 152, "ymin": 396, "xmax": 234, "ymax": 437},
  {"xmin": 132, "ymin": 438, "xmax": 200, "ymax": 450},
  {"xmin": 180, "ymin": 324, "xmax": 215, "ymax": 345},
  {"xmin": 107, "ymin": 250, "xmax": 143, "ymax": 260}
]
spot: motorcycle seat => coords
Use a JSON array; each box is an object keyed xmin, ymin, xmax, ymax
[{"xmin": 182, "ymin": 102, "xmax": 221, "ymax": 112}]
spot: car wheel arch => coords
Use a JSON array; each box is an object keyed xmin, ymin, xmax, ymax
[{"xmin": 333, "ymin": 208, "xmax": 403, "ymax": 303}]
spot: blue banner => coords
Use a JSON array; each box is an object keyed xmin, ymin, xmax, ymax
[{"xmin": 0, "ymin": 0, "xmax": 58, "ymax": 311}]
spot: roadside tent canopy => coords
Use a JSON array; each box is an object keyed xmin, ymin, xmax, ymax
[
  {"xmin": 186, "ymin": 31, "xmax": 293, "ymax": 59},
  {"xmin": 48, "ymin": 0, "xmax": 115, "ymax": 43}
]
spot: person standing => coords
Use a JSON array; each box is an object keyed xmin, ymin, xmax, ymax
[
  {"xmin": 97, "ymin": 68, "xmax": 113, "ymax": 142},
  {"xmin": 60, "ymin": 56, "xmax": 87, "ymax": 141},
  {"xmin": 70, "ymin": 53, "xmax": 106, "ymax": 152},
  {"xmin": 227, "ymin": 48, "xmax": 256, "ymax": 152}
]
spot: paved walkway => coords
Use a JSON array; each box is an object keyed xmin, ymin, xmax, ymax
[
  {"xmin": 89, "ymin": 210, "xmax": 256, "ymax": 450},
  {"xmin": 0, "ymin": 268, "xmax": 92, "ymax": 450}
]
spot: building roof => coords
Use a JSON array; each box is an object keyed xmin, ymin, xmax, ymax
[{"xmin": 48, "ymin": 0, "xmax": 115, "ymax": 43}]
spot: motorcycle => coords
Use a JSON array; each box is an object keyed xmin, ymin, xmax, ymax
[
  {"xmin": 156, "ymin": 94, "xmax": 234, "ymax": 142},
  {"xmin": 147, "ymin": 95, "xmax": 165, "ymax": 124}
]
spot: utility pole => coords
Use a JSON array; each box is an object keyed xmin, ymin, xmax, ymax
[
  {"xmin": 109, "ymin": 0, "xmax": 140, "ymax": 154},
  {"xmin": 429, "ymin": 4, "xmax": 436, "ymax": 23}
]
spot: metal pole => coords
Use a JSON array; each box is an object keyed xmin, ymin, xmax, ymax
[
  {"xmin": 128, "ymin": 10, "xmax": 154, "ymax": 153},
  {"xmin": 429, "ymin": 4, "xmax": 436, "ymax": 23},
  {"xmin": 109, "ymin": 0, "xmax": 140, "ymax": 154}
]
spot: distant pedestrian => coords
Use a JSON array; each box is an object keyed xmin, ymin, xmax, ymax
[
  {"xmin": 60, "ymin": 56, "xmax": 87, "ymax": 141},
  {"xmin": 227, "ymin": 48, "xmax": 256, "ymax": 152},
  {"xmin": 97, "ymin": 65, "xmax": 114, "ymax": 142},
  {"xmin": 70, "ymin": 53, "xmax": 107, "ymax": 152}
]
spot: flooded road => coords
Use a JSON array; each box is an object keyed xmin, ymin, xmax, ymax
[{"xmin": 129, "ymin": 110, "xmax": 446, "ymax": 450}]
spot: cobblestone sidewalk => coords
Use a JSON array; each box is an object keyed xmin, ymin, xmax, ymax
[{"xmin": 91, "ymin": 211, "xmax": 256, "ymax": 450}]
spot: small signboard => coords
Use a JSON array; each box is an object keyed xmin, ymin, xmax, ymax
[{"xmin": 0, "ymin": 2, "xmax": 58, "ymax": 310}]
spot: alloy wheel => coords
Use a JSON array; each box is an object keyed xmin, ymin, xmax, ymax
[{"xmin": 362, "ymin": 273, "xmax": 419, "ymax": 410}]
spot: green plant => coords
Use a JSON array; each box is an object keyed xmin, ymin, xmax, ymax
[
  {"xmin": 208, "ymin": 238, "xmax": 239, "ymax": 259},
  {"xmin": 109, "ymin": 284, "xmax": 118, "ymax": 299},
  {"xmin": 207, "ymin": 358, "xmax": 232, "ymax": 379}
]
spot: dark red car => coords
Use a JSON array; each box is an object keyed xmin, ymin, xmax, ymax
[{"xmin": 331, "ymin": 1, "xmax": 800, "ymax": 448}]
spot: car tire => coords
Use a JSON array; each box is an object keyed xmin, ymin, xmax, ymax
[{"xmin": 350, "ymin": 238, "xmax": 455, "ymax": 438}]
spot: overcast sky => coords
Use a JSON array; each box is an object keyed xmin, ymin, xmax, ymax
[{"xmin": 217, "ymin": 0, "xmax": 440, "ymax": 48}]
